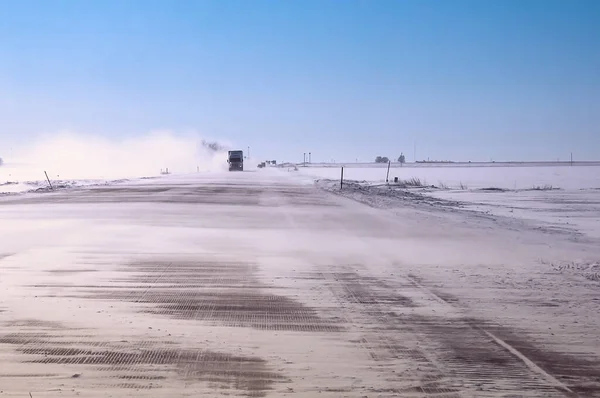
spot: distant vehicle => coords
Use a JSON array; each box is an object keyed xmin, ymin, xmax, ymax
[
  {"xmin": 228, "ymin": 150, "xmax": 244, "ymax": 171},
  {"xmin": 258, "ymin": 162, "xmax": 266, "ymax": 168}
]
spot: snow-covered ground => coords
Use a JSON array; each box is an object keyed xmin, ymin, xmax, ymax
[
  {"xmin": 0, "ymin": 161, "xmax": 134, "ymax": 194},
  {"xmin": 299, "ymin": 164, "xmax": 600, "ymax": 240},
  {"xmin": 430, "ymin": 188, "xmax": 600, "ymax": 239},
  {"xmin": 0, "ymin": 178, "xmax": 134, "ymax": 194},
  {"xmin": 1, "ymin": 170, "xmax": 600, "ymax": 396},
  {"xmin": 298, "ymin": 163, "xmax": 600, "ymax": 190}
]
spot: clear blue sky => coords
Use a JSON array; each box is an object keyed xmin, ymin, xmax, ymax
[{"xmin": 1, "ymin": 0, "xmax": 598, "ymax": 162}]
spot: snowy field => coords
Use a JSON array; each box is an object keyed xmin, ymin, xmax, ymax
[
  {"xmin": 297, "ymin": 163, "xmax": 600, "ymax": 190},
  {"xmin": 298, "ymin": 163, "xmax": 600, "ymax": 240},
  {"xmin": 0, "ymin": 177, "xmax": 132, "ymax": 194},
  {"xmin": 0, "ymin": 161, "xmax": 217, "ymax": 195}
]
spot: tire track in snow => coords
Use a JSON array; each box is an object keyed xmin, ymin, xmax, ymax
[{"xmin": 404, "ymin": 274, "xmax": 597, "ymax": 397}]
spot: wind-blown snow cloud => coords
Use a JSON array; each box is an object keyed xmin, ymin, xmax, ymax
[{"xmin": 4, "ymin": 131, "xmax": 230, "ymax": 181}]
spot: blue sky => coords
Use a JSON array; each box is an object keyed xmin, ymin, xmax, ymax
[{"xmin": 1, "ymin": 0, "xmax": 598, "ymax": 162}]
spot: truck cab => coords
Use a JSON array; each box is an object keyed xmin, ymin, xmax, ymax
[{"xmin": 227, "ymin": 150, "xmax": 244, "ymax": 171}]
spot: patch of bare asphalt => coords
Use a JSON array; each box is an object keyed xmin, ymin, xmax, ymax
[
  {"xmin": 0, "ymin": 373, "xmax": 60, "ymax": 378},
  {"xmin": 47, "ymin": 269, "xmax": 98, "ymax": 274},
  {"xmin": 0, "ymin": 183, "xmax": 339, "ymax": 209},
  {"xmin": 397, "ymin": 315, "xmax": 565, "ymax": 395},
  {"xmin": 35, "ymin": 258, "xmax": 341, "ymax": 332},
  {"xmin": 331, "ymin": 271, "xmax": 416, "ymax": 307},
  {"xmin": 0, "ymin": 184, "xmax": 327, "ymax": 207},
  {"xmin": 106, "ymin": 259, "xmax": 339, "ymax": 332},
  {"xmin": 3, "ymin": 319, "xmax": 67, "ymax": 330},
  {"xmin": 405, "ymin": 274, "xmax": 600, "ymax": 395},
  {"xmin": 0, "ymin": 322, "xmax": 285, "ymax": 396},
  {"xmin": 6, "ymin": 257, "xmax": 337, "ymax": 395},
  {"xmin": 326, "ymin": 267, "xmax": 600, "ymax": 396},
  {"xmin": 484, "ymin": 324, "xmax": 600, "ymax": 396}
]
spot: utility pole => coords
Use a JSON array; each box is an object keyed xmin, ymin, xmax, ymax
[
  {"xmin": 309, "ymin": 152, "xmax": 311, "ymax": 164},
  {"xmin": 570, "ymin": 152, "xmax": 573, "ymax": 166},
  {"xmin": 414, "ymin": 141, "xmax": 417, "ymax": 162},
  {"xmin": 303, "ymin": 153, "xmax": 306, "ymax": 166}
]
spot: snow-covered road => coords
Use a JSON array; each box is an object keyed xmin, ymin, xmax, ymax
[{"xmin": 0, "ymin": 170, "xmax": 599, "ymax": 397}]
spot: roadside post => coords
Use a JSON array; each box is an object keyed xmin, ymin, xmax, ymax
[
  {"xmin": 386, "ymin": 160, "xmax": 391, "ymax": 183},
  {"xmin": 44, "ymin": 171, "xmax": 54, "ymax": 190}
]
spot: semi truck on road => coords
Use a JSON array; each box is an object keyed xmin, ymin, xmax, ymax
[{"xmin": 228, "ymin": 150, "xmax": 244, "ymax": 171}]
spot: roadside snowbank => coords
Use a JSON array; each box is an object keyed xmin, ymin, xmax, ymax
[
  {"xmin": 430, "ymin": 188, "xmax": 600, "ymax": 239},
  {"xmin": 315, "ymin": 177, "xmax": 600, "ymax": 241},
  {"xmin": 304, "ymin": 165, "xmax": 600, "ymax": 240},
  {"xmin": 299, "ymin": 164, "xmax": 600, "ymax": 191},
  {"xmin": 316, "ymin": 179, "xmax": 460, "ymax": 210},
  {"xmin": 0, "ymin": 179, "xmax": 132, "ymax": 195}
]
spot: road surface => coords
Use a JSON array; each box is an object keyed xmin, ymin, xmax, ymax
[{"xmin": 1, "ymin": 170, "xmax": 599, "ymax": 397}]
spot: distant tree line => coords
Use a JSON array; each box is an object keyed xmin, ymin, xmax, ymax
[{"xmin": 375, "ymin": 153, "xmax": 405, "ymax": 164}]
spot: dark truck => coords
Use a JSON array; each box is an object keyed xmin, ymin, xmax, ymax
[{"xmin": 227, "ymin": 150, "xmax": 244, "ymax": 171}]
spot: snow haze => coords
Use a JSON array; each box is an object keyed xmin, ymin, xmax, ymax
[{"xmin": 1, "ymin": 132, "xmax": 229, "ymax": 182}]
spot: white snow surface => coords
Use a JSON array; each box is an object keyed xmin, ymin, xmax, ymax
[
  {"xmin": 0, "ymin": 178, "xmax": 132, "ymax": 195},
  {"xmin": 300, "ymin": 164, "xmax": 600, "ymax": 240},
  {"xmin": 1, "ymin": 169, "xmax": 600, "ymax": 396},
  {"xmin": 430, "ymin": 189, "xmax": 600, "ymax": 239},
  {"xmin": 298, "ymin": 163, "xmax": 600, "ymax": 190}
]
